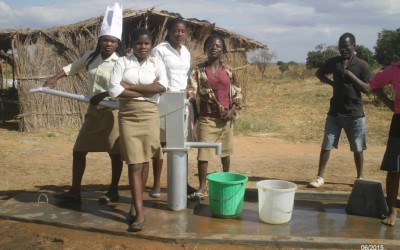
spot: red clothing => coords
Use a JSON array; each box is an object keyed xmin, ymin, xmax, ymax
[
  {"xmin": 205, "ymin": 65, "xmax": 230, "ymax": 111},
  {"xmin": 188, "ymin": 61, "xmax": 242, "ymax": 120},
  {"xmin": 370, "ymin": 62, "xmax": 400, "ymax": 114}
]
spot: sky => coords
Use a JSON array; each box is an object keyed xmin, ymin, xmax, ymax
[{"xmin": 0, "ymin": 0, "xmax": 399, "ymax": 63}]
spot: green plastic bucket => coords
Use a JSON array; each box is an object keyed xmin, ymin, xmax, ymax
[{"xmin": 207, "ymin": 172, "xmax": 248, "ymax": 218}]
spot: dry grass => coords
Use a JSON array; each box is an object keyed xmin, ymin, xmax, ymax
[{"xmin": 236, "ymin": 64, "xmax": 392, "ymax": 146}]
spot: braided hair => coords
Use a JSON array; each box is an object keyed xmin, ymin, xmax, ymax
[{"xmin": 85, "ymin": 37, "xmax": 126, "ymax": 69}]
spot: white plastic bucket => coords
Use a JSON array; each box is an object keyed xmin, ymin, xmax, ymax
[{"xmin": 257, "ymin": 180, "xmax": 297, "ymax": 224}]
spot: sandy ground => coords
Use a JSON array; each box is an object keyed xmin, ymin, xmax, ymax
[{"xmin": 0, "ymin": 125, "xmax": 388, "ymax": 249}]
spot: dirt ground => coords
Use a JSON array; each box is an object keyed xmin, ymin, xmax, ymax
[{"xmin": 0, "ymin": 123, "xmax": 388, "ymax": 249}]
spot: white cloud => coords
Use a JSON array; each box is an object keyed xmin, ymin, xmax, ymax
[
  {"xmin": 0, "ymin": 0, "xmax": 399, "ymax": 62},
  {"xmin": 0, "ymin": 1, "xmax": 11, "ymax": 15}
]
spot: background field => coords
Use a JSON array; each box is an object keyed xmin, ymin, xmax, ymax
[
  {"xmin": 0, "ymin": 64, "xmax": 392, "ymax": 193},
  {"xmin": 0, "ymin": 64, "xmax": 393, "ymax": 249}
]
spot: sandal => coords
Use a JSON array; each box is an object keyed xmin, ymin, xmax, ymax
[
  {"xmin": 188, "ymin": 191, "xmax": 205, "ymax": 201},
  {"xmin": 99, "ymin": 192, "xmax": 119, "ymax": 204},
  {"xmin": 128, "ymin": 217, "xmax": 146, "ymax": 232}
]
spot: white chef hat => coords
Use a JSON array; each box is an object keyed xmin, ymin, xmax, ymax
[{"xmin": 99, "ymin": 2, "xmax": 123, "ymax": 40}]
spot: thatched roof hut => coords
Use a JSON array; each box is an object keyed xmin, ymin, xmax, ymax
[{"xmin": 0, "ymin": 8, "xmax": 266, "ymax": 131}]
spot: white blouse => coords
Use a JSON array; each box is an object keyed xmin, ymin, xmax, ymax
[
  {"xmin": 108, "ymin": 54, "xmax": 168, "ymax": 103},
  {"xmin": 151, "ymin": 41, "xmax": 191, "ymax": 92}
]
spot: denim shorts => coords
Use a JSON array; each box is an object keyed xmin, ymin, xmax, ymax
[{"xmin": 321, "ymin": 115, "xmax": 367, "ymax": 152}]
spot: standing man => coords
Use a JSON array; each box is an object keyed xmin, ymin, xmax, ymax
[{"xmin": 309, "ymin": 32, "xmax": 370, "ymax": 188}]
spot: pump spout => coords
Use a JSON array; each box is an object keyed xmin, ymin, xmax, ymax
[{"xmin": 185, "ymin": 142, "xmax": 222, "ymax": 156}]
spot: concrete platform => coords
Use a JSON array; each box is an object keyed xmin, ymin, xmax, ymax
[{"xmin": 0, "ymin": 189, "xmax": 399, "ymax": 249}]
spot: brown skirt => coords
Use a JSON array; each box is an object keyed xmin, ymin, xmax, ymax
[
  {"xmin": 73, "ymin": 106, "xmax": 119, "ymax": 153},
  {"xmin": 118, "ymin": 99, "xmax": 162, "ymax": 164},
  {"xmin": 197, "ymin": 116, "xmax": 233, "ymax": 161}
]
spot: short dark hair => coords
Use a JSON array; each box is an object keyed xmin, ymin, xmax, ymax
[
  {"xmin": 203, "ymin": 34, "xmax": 228, "ymax": 53},
  {"xmin": 165, "ymin": 17, "xmax": 186, "ymax": 42},
  {"xmin": 339, "ymin": 32, "xmax": 356, "ymax": 45},
  {"xmin": 132, "ymin": 27, "xmax": 151, "ymax": 42},
  {"xmin": 167, "ymin": 17, "xmax": 186, "ymax": 31}
]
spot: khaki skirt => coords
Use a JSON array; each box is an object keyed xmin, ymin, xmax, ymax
[
  {"xmin": 118, "ymin": 99, "xmax": 162, "ymax": 164},
  {"xmin": 197, "ymin": 117, "xmax": 233, "ymax": 161},
  {"xmin": 73, "ymin": 106, "xmax": 119, "ymax": 154}
]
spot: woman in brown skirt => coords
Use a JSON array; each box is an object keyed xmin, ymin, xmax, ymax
[
  {"xmin": 44, "ymin": 4, "xmax": 125, "ymax": 203},
  {"xmin": 108, "ymin": 27, "xmax": 168, "ymax": 232},
  {"xmin": 187, "ymin": 34, "xmax": 242, "ymax": 200}
]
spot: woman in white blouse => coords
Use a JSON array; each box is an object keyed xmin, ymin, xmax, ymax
[
  {"xmin": 150, "ymin": 17, "xmax": 192, "ymax": 198},
  {"xmin": 109, "ymin": 27, "xmax": 168, "ymax": 232}
]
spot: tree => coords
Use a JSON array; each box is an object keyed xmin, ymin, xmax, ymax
[
  {"xmin": 306, "ymin": 43, "xmax": 338, "ymax": 69},
  {"xmin": 307, "ymin": 43, "xmax": 378, "ymax": 69},
  {"xmin": 355, "ymin": 45, "xmax": 378, "ymax": 68},
  {"xmin": 277, "ymin": 61, "xmax": 289, "ymax": 74},
  {"xmin": 374, "ymin": 28, "xmax": 400, "ymax": 66},
  {"xmin": 248, "ymin": 48, "xmax": 276, "ymax": 79}
]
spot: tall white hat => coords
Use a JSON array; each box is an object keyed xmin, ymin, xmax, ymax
[{"xmin": 99, "ymin": 2, "xmax": 123, "ymax": 40}]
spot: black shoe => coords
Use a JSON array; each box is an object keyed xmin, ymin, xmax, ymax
[{"xmin": 99, "ymin": 192, "xmax": 119, "ymax": 204}]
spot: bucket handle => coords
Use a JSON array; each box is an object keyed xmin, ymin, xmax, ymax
[
  {"xmin": 37, "ymin": 193, "xmax": 49, "ymax": 204},
  {"xmin": 210, "ymin": 183, "xmax": 245, "ymax": 204}
]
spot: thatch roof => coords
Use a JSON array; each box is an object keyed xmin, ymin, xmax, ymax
[
  {"xmin": 0, "ymin": 9, "xmax": 266, "ymax": 53},
  {"xmin": 0, "ymin": 8, "xmax": 267, "ymax": 131}
]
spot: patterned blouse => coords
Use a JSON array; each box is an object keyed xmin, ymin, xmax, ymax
[{"xmin": 188, "ymin": 61, "xmax": 242, "ymax": 120}]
